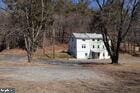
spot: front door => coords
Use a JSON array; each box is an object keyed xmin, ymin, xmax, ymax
[{"xmin": 92, "ymin": 52, "xmax": 100, "ymax": 59}]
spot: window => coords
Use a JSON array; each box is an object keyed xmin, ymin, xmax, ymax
[
  {"xmin": 82, "ymin": 44, "xmax": 86, "ymax": 48},
  {"xmin": 82, "ymin": 39, "xmax": 85, "ymax": 41},
  {"xmin": 93, "ymin": 45, "xmax": 95, "ymax": 48},
  {"xmin": 85, "ymin": 53, "xmax": 87, "ymax": 56},
  {"xmin": 92, "ymin": 39, "xmax": 95, "ymax": 41},
  {"xmin": 98, "ymin": 45, "xmax": 100, "ymax": 48}
]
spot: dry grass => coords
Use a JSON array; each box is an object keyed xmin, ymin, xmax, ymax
[
  {"xmin": 0, "ymin": 62, "xmax": 140, "ymax": 93},
  {"xmin": 0, "ymin": 61, "xmax": 53, "ymax": 67},
  {"xmin": 0, "ymin": 49, "xmax": 26, "ymax": 56},
  {"xmin": 33, "ymin": 51, "xmax": 71, "ymax": 60},
  {"xmin": 0, "ymin": 49, "xmax": 140, "ymax": 93},
  {"xmin": 82, "ymin": 63, "xmax": 140, "ymax": 93}
]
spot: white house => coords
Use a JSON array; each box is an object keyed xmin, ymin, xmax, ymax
[{"xmin": 68, "ymin": 33, "xmax": 110, "ymax": 59}]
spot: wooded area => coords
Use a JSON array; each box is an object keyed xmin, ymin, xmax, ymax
[{"xmin": 0, "ymin": 0, "xmax": 139, "ymax": 63}]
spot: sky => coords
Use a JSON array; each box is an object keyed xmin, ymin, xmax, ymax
[
  {"xmin": 72, "ymin": 0, "xmax": 99, "ymax": 9},
  {"xmin": 0, "ymin": 0, "xmax": 6, "ymax": 9},
  {"xmin": 0, "ymin": 0, "xmax": 99, "ymax": 10}
]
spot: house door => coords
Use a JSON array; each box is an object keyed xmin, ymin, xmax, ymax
[{"xmin": 92, "ymin": 52, "xmax": 100, "ymax": 59}]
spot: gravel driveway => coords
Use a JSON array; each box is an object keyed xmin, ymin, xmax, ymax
[
  {"xmin": 0, "ymin": 54, "xmax": 140, "ymax": 93},
  {"xmin": 0, "ymin": 65, "xmax": 113, "ymax": 83}
]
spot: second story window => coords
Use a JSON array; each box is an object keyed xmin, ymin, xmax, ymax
[
  {"xmin": 98, "ymin": 45, "xmax": 100, "ymax": 49},
  {"xmin": 82, "ymin": 39, "xmax": 85, "ymax": 41},
  {"xmin": 93, "ymin": 45, "xmax": 95, "ymax": 48},
  {"xmin": 82, "ymin": 44, "xmax": 86, "ymax": 48}
]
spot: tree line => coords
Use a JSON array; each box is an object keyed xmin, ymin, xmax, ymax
[{"xmin": 0, "ymin": 0, "xmax": 139, "ymax": 63}]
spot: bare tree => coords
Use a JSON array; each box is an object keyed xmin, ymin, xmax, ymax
[
  {"xmin": 3, "ymin": 0, "xmax": 54, "ymax": 62},
  {"xmin": 0, "ymin": 11, "xmax": 20, "ymax": 50},
  {"xmin": 91, "ymin": 0, "xmax": 139, "ymax": 64}
]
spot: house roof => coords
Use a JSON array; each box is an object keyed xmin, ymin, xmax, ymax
[{"xmin": 72, "ymin": 33, "xmax": 102, "ymax": 39}]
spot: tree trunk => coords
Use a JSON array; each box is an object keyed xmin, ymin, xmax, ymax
[
  {"xmin": 5, "ymin": 38, "xmax": 10, "ymax": 50},
  {"xmin": 52, "ymin": 28, "xmax": 55, "ymax": 59},
  {"xmin": 24, "ymin": 35, "xmax": 33, "ymax": 63},
  {"xmin": 42, "ymin": 31, "xmax": 46, "ymax": 55},
  {"xmin": 133, "ymin": 42, "xmax": 136, "ymax": 55},
  {"xmin": 128, "ymin": 41, "xmax": 130, "ymax": 53},
  {"xmin": 111, "ymin": 54, "xmax": 119, "ymax": 64},
  {"xmin": 124, "ymin": 42, "xmax": 126, "ymax": 52},
  {"xmin": 27, "ymin": 51, "xmax": 32, "ymax": 63}
]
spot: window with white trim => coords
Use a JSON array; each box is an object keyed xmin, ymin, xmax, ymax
[
  {"xmin": 93, "ymin": 45, "xmax": 95, "ymax": 48},
  {"xmin": 82, "ymin": 44, "xmax": 86, "ymax": 48},
  {"xmin": 97, "ymin": 45, "xmax": 100, "ymax": 48},
  {"xmin": 82, "ymin": 39, "xmax": 85, "ymax": 41}
]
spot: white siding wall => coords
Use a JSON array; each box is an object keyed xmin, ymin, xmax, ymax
[
  {"xmin": 76, "ymin": 39, "xmax": 90, "ymax": 59},
  {"xmin": 89, "ymin": 39, "xmax": 105, "ymax": 52},
  {"xmin": 69, "ymin": 37, "xmax": 110, "ymax": 59},
  {"xmin": 89, "ymin": 39, "xmax": 110, "ymax": 59}
]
